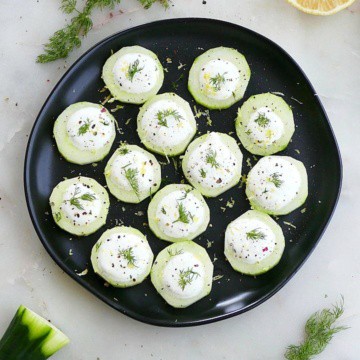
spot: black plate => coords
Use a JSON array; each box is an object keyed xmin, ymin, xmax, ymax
[{"xmin": 24, "ymin": 18, "xmax": 342, "ymax": 327}]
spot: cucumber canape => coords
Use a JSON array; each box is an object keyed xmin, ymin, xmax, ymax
[
  {"xmin": 224, "ymin": 210, "xmax": 285, "ymax": 275},
  {"xmin": 151, "ymin": 241, "xmax": 213, "ymax": 308},
  {"xmin": 235, "ymin": 93, "xmax": 295, "ymax": 156},
  {"xmin": 102, "ymin": 45, "xmax": 164, "ymax": 104},
  {"xmin": 148, "ymin": 184, "xmax": 210, "ymax": 243},
  {"xmin": 53, "ymin": 102, "xmax": 116, "ymax": 165},
  {"xmin": 137, "ymin": 93, "xmax": 197, "ymax": 156},
  {"xmin": 0, "ymin": 305, "xmax": 69, "ymax": 359},
  {"xmin": 104, "ymin": 144, "xmax": 161, "ymax": 203},
  {"xmin": 188, "ymin": 47, "xmax": 251, "ymax": 109},
  {"xmin": 182, "ymin": 132, "xmax": 243, "ymax": 197},
  {"xmin": 91, "ymin": 226, "xmax": 154, "ymax": 288},
  {"xmin": 49, "ymin": 176, "xmax": 110, "ymax": 236},
  {"xmin": 246, "ymin": 156, "xmax": 308, "ymax": 215}
]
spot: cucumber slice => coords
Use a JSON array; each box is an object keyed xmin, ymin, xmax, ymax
[
  {"xmin": 102, "ymin": 45, "xmax": 164, "ymax": 104},
  {"xmin": 188, "ymin": 47, "xmax": 251, "ymax": 109},
  {"xmin": 148, "ymin": 184, "xmax": 210, "ymax": 243},
  {"xmin": 91, "ymin": 226, "xmax": 154, "ymax": 288},
  {"xmin": 49, "ymin": 176, "xmax": 110, "ymax": 236},
  {"xmin": 224, "ymin": 210, "xmax": 285, "ymax": 275},
  {"xmin": 104, "ymin": 144, "xmax": 161, "ymax": 203},
  {"xmin": 246, "ymin": 156, "xmax": 308, "ymax": 215},
  {"xmin": 53, "ymin": 102, "xmax": 116, "ymax": 165},
  {"xmin": 235, "ymin": 93, "xmax": 295, "ymax": 156},
  {"xmin": 151, "ymin": 241, "xmax": 213, "ymax": 308},
  {"xmin": 0, "ymin": 305, "xmax": 69, "ymax": 359},
  {"xmin": 182, "ymin": 132, "xmax": 243, "ymax": 197},
  {"xmin": 137, "ymin": 93, "xmax": 197, "ymax": 156}
]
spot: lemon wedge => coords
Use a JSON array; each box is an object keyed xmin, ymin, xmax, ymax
[{"xmin": 287, "ymin": 0, "xmax": 356, "ymax": 15}]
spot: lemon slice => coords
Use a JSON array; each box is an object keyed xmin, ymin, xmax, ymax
[{"xmin": 287, "ymin": 0, "xmax": 356, "ymax": 15}]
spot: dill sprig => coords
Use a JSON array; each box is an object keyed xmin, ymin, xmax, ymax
[
  {"xmin": 173, "ymin": 202, "xmax": 192, "ymax": 224},
  {"xmin": 123, "ymin": 166, "xmax": 140, "ymax": 199},
  {"xmin": 156, "ymin": 109, "xmax": 183, "ymax": 127},
  {"xmin": 199, "ymin": 168, "xmax": 207, "ymax": 178},
  {"xmin": 167, "ymin": 248, "xmax": 184, "ymax": 257},
  {"xmin": 285, "ymin": 296, "xmax": 348, "ymax": 360},
  {"xmin": 246, "ymin": 228, "xmax": 266, "ymax": 240},
  {"xmin": 37, "ymin": 0, "xmax": 169, "ymax": 63},
  {"xmin": 269, "ymin": 172, "xmax": 283, "ymax": 188},
  {"xmin": 254, "ymin": 113, "xmax": 270, "ymax": 128},
  {"xmin": 171, "ymin": 73, "xmax": 184, "ymax": 91},
  {"xmin": 68, "ymin": 186, "xmax": 96, "ymax": 210},
  {"xmin": 209, "ymin": 72, "xmax": 227, "ymax": 92},
  {"xmin": 78, "ymin": 119, "xmax": 92, "ymax": 136},
  {"xmin": 118, "ymin": 146, "xmax": 129, "ymax": 155},
  {"xmin": 206, "ymin": 149, "xmax": 220, "ymax": 169},
  {"xmin": 178, "ymin": 267, "xmax": 200, "ymax": 291},
  {"xmin": 126, "ymin": 59, "xmax": 144, "ymax": 82},
  {"xmin": 118, "ymin": 247, "xmax": 137, "ymax": 267}
]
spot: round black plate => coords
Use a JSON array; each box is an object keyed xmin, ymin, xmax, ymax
[{"xmin": 24, "ymin": 18, "xmax": 342, "ymax": 327}]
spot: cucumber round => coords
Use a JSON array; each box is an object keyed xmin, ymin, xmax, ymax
[
  {"xmin": 182, "ymin": 132, "xmax": 243, "ymax": 197},
  {"xmin": 49, "ymin": 176, "xmax": 110, "ymax": 236},
  {"xmin": 137, "ymin": 93, "xmax": 197, "ymax": 156},
  {"xmin": 246, "ymin": 156, "xmax": 308, "ymax": 215},
  {"xmin": 148, "ymin": 184, "xmax": 210, "ymax": 243},
  {"xmin": 91, "ymin": 226, "xmax": 154, "ymax": 288},
  {"xmin": 104, "ymin": 144, "xmax": 161, "ymax": 203},
  {"xmin": 224, "ymin": 210, "xmax": 285, "ymax": 275},
  {"xmin": 235, "ymin": 93, "xmax": 295, "ymax": 156},
  {"xmin": 53, "ymin": 102, "xmax": 116, "ymax": 165},
  {"xmin": 188, "ymin": 47, "xmax": 251, "ymax": 110},
  {"xmin": 151, "ymin": 241, "xmax": 213, "ymax": 308},
  {"xmin": 102, "ymin": 45, "xmax": 164, "ymax": 104}
]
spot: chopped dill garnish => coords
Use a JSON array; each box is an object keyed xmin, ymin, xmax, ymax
[
  {"xmin": 95, "ymin": 242, "xmax": 102, "ymax": 251},
  {"xmin": 118, "ymin": 247, "xmax": 137, "ymax": 267},
  {"xmin": 209, "ymin": 72, "xmax": 227, "ymax": 92},
  {"xmin": 78, "ymin": 119, "xmax": 92, "ymax": 136},
  {"xmin": 126, "ymin": 59, "xmax": 144, "ymax": 82},
  {"xmin": 246, "ymin": 228, "xmax": 266, "ymax": 240},
  {"xmin": 206, "ymin": 149, "xmax": 220, "ymax": 169},
  {"xmin": 161, "ymin": 207, "xmax": 166, "ymax": 215},
  {"xmin": 173, "ymin": 202, "xmax": 192, "ymax": 224},
  {"xmin": 171, "ymin": 73, "xmax": 184, "ymax": 91},
  {"xmin": 124, "ymin": 167, "xmax": 140, "ymax": 199},
  {"xmin": 254, "ymin": 113, "xmax": 270, "ymax": 128},
  {"xmin": 54, "ymin": 212, "xmax": 62, "ymax": 222},
  {"xmin": 156, "ymin": 108, "xmax": 183, "ymax": 127},
  {"xmin": 178, "ymin": 267, "xmax": 200, "ymax": 291},
  {"xmin": 269, "ymin": 172, "xmax": 284, "ymax": 188},
  {"xmin": 118, "ymin": 146, "xmax": 129, "ymax": 155},
  {"xmin": 199, "ymin": 168, "xmax": 207, "ymax": 178},
  {"xmin": 68, "ymin": 186, "xmax": 96, "ymax": 210},
  {"xmin": 167, "ymin": 248, "xmax": 184, "ymax": 257},
  {"xmin": 177, "ymin": 189, "xmax": 191, "ymax": 201}
]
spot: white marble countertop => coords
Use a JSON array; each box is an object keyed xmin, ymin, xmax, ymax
[{"xmin": 0, "ymin": 1, "xmax": 359, "ymax": 359}]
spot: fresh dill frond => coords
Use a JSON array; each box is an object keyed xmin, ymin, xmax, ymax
[
  {"xmin": 118, "ymin": 246, "xmax": 137, "ymax": 267},
  {"xmin": 54, "ymin": 212, "xmax": 62, "ymax": 222},
  {"xmin": 95, "ymin": 241, "xmax": 102, "ymax": 251},
  {"xmin": 209, "ymin": 72, "xmax": 227, "ymax": 92},
  {"xmin": 124, "ymin": 167, "xmax": 140, "ymax": 199},
  {"xmin": 78, "ymin": 119, "xmax": 92, "ymax": 136},
  {"xmin": 254, "ymin": 113, "xmax": 270, "ymax": 128},
  {"xmin": 178, "ymin": 267, "xmax": 200, "ymax": 291},
  {"xmin": 138, "ymin": 0, "xmax": 170, "ymax": 9},
  {"xmin": 177, "ymin": 189, "xmax": 191, "ymax": 201},
  {"xmin": 268, "ymin": 172, "xmax": 283, "ymax": 188},
  {"xmin": 126, "ymin": 59, "xmax": 144, "ymax": 82},
  {"xmin": 246, "ymin": 228, "xmax": 266, "ymax": 240},
  {"xmin": 173, "ymin": 202, "xmax": 192, "ymax": 224},
  {"xmin": 118, "ymin": 146, "xmax": 129, "ymax": 155},
  {"xmin": 156, "ymin": 108, "xmax": 183, "ymax": 127},
  {"xmin": 206, "ymin": 149, "xmax": 220, "ymax": 169},
  {"xmin": 60, "ymin": 0, "xmax": 77, "ymax": 14},
  {"xmin": 199, "ymin": 168, "xmax": 207, "ymax": 178},
  {"xmin": 171, "ymin": 73, "xmax": 184, "ymax": 91},
  {"xmin": 68, "ymin": 186, "xmax": 96, "ymax": 210},
  {"xmin": 285, "ymin": 296, "xmax": 348, "ymax": 360},
  {"xmin": 167, "ymin": 248, "xmax": 184, "ymax": 257}
]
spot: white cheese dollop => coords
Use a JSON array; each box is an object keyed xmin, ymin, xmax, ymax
[
  {"xmin": 186, "ymin": 132, "xmax": 239, "ymax": 189},
  {"xmin": 60, "ymin": 183, "xmax": 102, "ymax": 226},
  {"xmin": 163, "ymin": 252, "xmax": 205, "ymax": 299},
  {"xmin": 199, "ymin": 59, "xmax": 240, "ymax": 100},
  {"xmin": 140, "ymin": 99, "xmax": 194, "ymax": 151},
  {"xmin": 155, "ymin": 190, "xmax": 206, "ymax": 239},
  {"xmin": 247, "ymin": 156, "xmax": 301, "ymax": 211},
  {"xmin": 245, "ymin": 107, "xmax": 284, "ymax": 144},
  {"xmin": 66, "ymin": 107, "xmax": 114, "ymax": 151},
  {"xmin": 95, "ymin": 232, "xmax": 153, "ymax": 284},
  {"xmin": 113, "ymin": 53, "xmax": 160, "ymax": 94},
  {"xmin": 225, "ymin": 218, "xmax": 276, "ymax": 264}
]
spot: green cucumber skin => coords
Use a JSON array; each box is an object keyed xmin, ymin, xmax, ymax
[{"xmin": 0, "ymin": 306, "xmax": 68, "ymax": 360}]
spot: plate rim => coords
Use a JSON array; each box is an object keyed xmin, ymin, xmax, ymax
[{"xmin": 24, "ymin": 17, "xmax": 343, "ymax": 327}]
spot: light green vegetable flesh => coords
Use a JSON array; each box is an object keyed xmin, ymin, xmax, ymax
[
  {"xmin": 181, "ymin": 132, "xmax": 243, "ymax": 197},
  {"xmin": 137, "ymin": 93, "xmax": 197, "ymax": 156},
  {"xmin": 49, "ymin": 176, "xmax": 110, "ymax": 236},
  {"xmin": 151, "ymin": 241, "xmax": 214, "ymax": 308},
  {"xmin": 102, "ymin": 45, "xmax": 164, "ymax": 104},
  {"xmin": 104, "ymin": 144, "xmax": 161, "ymax": 203},
  {"xmin": 147, "ymin": 184, "xmax": 210, "ymax": 242},
  {"xmin": 188, "ymin": 47, "xmax": 251, "ymax": 109},
  {"xmin": 0, "ymin": 305, "xmax": 69, "ymax": 360},
  {"xmin": 53, "ymin": 102, "xmax": 116, "ymax": 165},
  {"xmin": 224, "ymin": 210, "xmax": 285, "ymax": 275},
  {"xmin": 235, "ymin": 93, "xmax": 295, "ymax": 156},
  {"xmin": 91, "ymin": 226, "xmax": 154, "ymax": 288}
]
